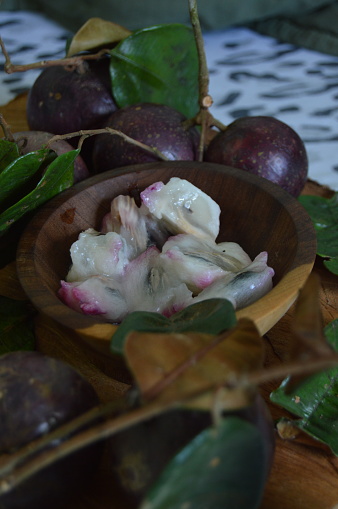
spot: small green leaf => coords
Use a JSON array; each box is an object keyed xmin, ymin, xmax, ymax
[
  {"xmin": 0, "ymin": 149, "xmax": 77, "ymax": 235},
  {"xmin": 299, "ymin": 193, "xmax": 338, "ymax": 275},
  {"xmin": 0, "ymin": 149, "xmax": 51, "ymax": 207},
  {"xmin": 0, "ymin": 139, "xmax": 20, "ymax": 173},
  {"xmin": 0, "ymin": 296, "xmax": 36, "ymax": 355},
  {"xmin": 270, "ymin": 318, "xmax": 338, "ymax": 454},
  {"xmin": 111, "ymin": 298, "xmax": 236, "ymax": 355},
  {"xmin": 110, "ymin": 24, "xmax": 199, "ymax": 118},
  {"xmin": 140, "ymin": 416, "xmax": 268, "ymax": 509}
]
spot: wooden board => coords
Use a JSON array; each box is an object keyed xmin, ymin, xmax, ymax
[{"xmin": 1, "ymin": 94, "xmax": 338, "ymax": 509}]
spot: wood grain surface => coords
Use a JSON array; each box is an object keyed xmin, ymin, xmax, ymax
[{"xmin": 1, "ymin": 94, "xmax": 338, "ymax": 509}]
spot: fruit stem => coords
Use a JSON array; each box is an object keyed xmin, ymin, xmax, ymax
[
  {"xmin": 0, "ymin": 36, "xmax": 110, "ymax": 74},
  {"xmin": 47, "ymin": 128, "xmax": 170, "ymax": 161},
  {"xmin": 188, "ymin": 0, "xmax": 214, "ymax": 161},
  {"xmin": 1, "ymin": 348, "xmax": 337, "ymax": 496},
  {"xmin": 0, "ymin": 114, "xmax": 15, "ymax": 141}
]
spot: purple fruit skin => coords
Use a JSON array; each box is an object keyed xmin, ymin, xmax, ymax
[
  {"xmin": 0, "ymin": 351, "xmax": 101, "ymax": 509},
  {"xmin": 205, "ymin": 116, "xmax": 308, "ymax": 197},
  {"xmin": 13, "ymin": 131, "xmax": 90, "ymax": 182},
  {"xmin": 26, "ymin": 58, "xmax": 117, "ymax": 135},
  {"xmin": 0, "ymin": 350, "xmax": 99, "ymax": 451},
  {"xmin": 92, "ymin": 102, "xmax": 199, "ymax": 173}
]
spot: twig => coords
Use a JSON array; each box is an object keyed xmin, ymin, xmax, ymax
[
  {"xmin": 0, "ymin": 114, "xmax": 15, "ymax": 141},
  {"xmin": 47, "ymin": 128, "xmax": 170, "ymax": 161},
  {"xmin": 0, "ymin": 37, "xmax": 110, "ymax": 74},
  {"xmin": 0, "ymin": 338, "xmax": 337, "ymax": 496},
  {"xmin": 188, "ymin": 0, "xmax": 214, "ymax": 160}
]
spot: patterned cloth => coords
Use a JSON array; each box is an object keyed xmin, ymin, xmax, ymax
[{"xmin": 1, "ymin": 11, "xmax": 337, "ymax": 190}]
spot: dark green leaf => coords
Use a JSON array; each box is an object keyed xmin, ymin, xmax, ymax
[
  {"xmin": 270, "ymin": 318, "xmax": 338, "ymax": 454},
  {"xmin": 0, "ymin": 149, "xmax": 51, "ymax": 207},
  {"xmin": 140, "ymin": 416, "xmax": 268, "ymax": 509},
  {"xmin": 298, "ymin": 194, "xmax": 338, "ymax": 275},
  {"xmin": 110, "ymin": 24, "xmax": 199, "ymax": 118},
  {"xmin": 0, "ymin": 296, "xmax": 36, "ymax": 355},
  {"xmin": 111, "ymin": 298, "xmax": 236, "ymax": 355},
  {"xmin": 324, "ymin": 256, "xmax": 338, "ymax": 275},
  {"xmin": 0, "ymin": 149, "xmax": 77, "ymax": 236},
  {"xmin": 0, "ymin": 139, "xmax": 20, "ymax": 173}
]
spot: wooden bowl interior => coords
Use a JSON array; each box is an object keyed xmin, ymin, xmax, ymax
[{"xmin": 17, "ymin": 161, "xmax": 316, "ymax": 335}]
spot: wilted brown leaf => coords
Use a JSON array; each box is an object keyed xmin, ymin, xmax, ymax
[
  {"xmin": 284, "ymin": 272, "xmax": 334, "ymax": 392},
  {"xmin": 125, "ymin": 318, "xmax": 264, "ymax": 407},
  {"xmin": 67, "ymin": 17, "xmax": 132, "ymax": 57}
]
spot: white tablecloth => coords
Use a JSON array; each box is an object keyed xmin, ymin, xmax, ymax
[{"xmin": 1, "ymin": 11, "xmax": 338, "ymax": 191}]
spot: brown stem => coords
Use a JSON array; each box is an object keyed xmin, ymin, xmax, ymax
[
  {"xmin": 1, "ymin": 338, "xmax": 337, "ymax": 496},
  {"xmin": 188, "ymin": 0, "xmax": 214, "ymax": 160},
  {"xmin": 0, "ymin": 114, "xmax": 15, "ymax": 141},
  {"xmin": 47, "ymin": 128, "xmax": 170, "ymax": 161},
  {"xmin": 0, "ymin": 37, "xmax": 110, "ymax": 74}
]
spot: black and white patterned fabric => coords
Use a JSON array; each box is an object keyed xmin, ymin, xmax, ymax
[{"xmin": 1, "ymin": 11, "xmax": 337, "ymax": 190}]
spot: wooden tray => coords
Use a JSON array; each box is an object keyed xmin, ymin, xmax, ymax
[{"xmin": 1, "ymin": 94, "xmax": 338, "ymax": 509}]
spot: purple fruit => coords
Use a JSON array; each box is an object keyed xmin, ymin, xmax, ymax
[
  {"xmin": 26, "ymin": 58, "xmax": 117, "ymax": 135},
  {"xmin": 0, "ymin": 350, "xmax": 101, "ymax": 509},
  {"xmin": 12, "ymin": 130, "xmax": 89, "ymax": 182},
  {"xmin": 92, "ymin": 102, "xmax": 199, "ymax": 173},
  {"xmin": 205, "ymin": 116, "xmax": 308, "ymax": 197}
]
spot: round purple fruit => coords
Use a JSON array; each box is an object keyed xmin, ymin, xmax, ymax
[
  {"xmin": 92, "ymin": 102, "xmax": 199, "ymax": 173},
  {"xmin": 205, "ymin": 116, "xmax": 308, "ymax": 197}
]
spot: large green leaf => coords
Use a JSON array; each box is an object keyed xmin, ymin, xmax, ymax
[
  {"xmin": 110, "ymin": 24, "xmax": 199, "ymax": 118},
  {"xmin": 0, "ymin": 148, "xmax": 52, "ymax": 207},
  {"xmin": 0, "ymin": 139, "xmax": 20, "ymax": 173},
  {"xmin": 0, "ymin": 149, "xmax": 77, "ymax": 236},
  {"xmin": 111, "ymin": 298, "xmax": 236, "ymax": 355},
  {"xmin": 270, "ymin": 318, "xmax": 338, "ymax": 454},
  {"xmin": 299, "ymin": 193, "xmax": 338, "ymax": 275},
  {"xmin": 0, "ymin": 296, "xmax": 36, "ymax": 355},
  {"xmin": 140, "ymin": 416, "xmax": 268, "ymax": 509}
]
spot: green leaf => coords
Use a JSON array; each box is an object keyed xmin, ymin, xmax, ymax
[
  {"xmin": 0, "ymin": 149, "xmax": 51, "ymax": 207},
  {"xmin": 324, "ymin": 256, "xmax": 338, "ymax": 275},
  {"xmin": 270, "ymin": 318, "xmax": 338, "ymax": 454},
  {"xmin": 111, "ymin": 298, "xmax": 236, "ymax": 355},
  {"xmin": 140, "ymin": 416, "xmax": 268, "ymax": 509},
  {"xmin": 110, "ymin": 24, "xmax": 199, "ymax": 118},
  {"xmin": 299, "ymin": 193, "xmax": 338, "ymax": 274},
  {"xmin": 0, "ymin": 149, "xmax": 77, "ymax": 236},
  {"xmin": 0, "ymin": 296, "xmax": 36, "ymax": 355},
  {"xmin": 0, "ymin": 139, "xmax": 20, "ymax": 173}
]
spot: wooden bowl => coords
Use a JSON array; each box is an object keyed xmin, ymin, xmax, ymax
[{"xmin": 16, "ymin": 161, "xmax": 316, "ymax": 365}]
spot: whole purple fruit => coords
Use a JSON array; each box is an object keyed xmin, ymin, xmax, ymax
[
  {"xmin": 0, "ymin": 350, "xmax": 101, "ymax": 509},
  {"xmin": 205, "ymin": 116, "xmax": 308, "ymax": 197},
  {"xmin": 26, "ymin": 57, "xmax": 117, "ymax": 135},
  {"xmin": 92, "ymin": 102, "xmax": 199, "ymax": 173}
]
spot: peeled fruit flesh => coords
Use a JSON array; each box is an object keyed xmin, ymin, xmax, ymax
[
  {"xmin": 26, "ymin": 58, "xmax": 117, "ymax": 135},
  {"xmin": 92, "ymin": 102, "xmax": 199, "ymax": 172},
  {"xmin": 205, "ymin": 116, "xmax": 308, "ymax": 197},
  {"xmin": 0, "ymin": 350, "xmax": 101, "ymax": 509},
  {"xmin": 12, "ymin": 130, "xmax": 89, "ymax": 183}
]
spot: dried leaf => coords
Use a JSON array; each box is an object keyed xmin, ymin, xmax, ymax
[
  {"xmin": 67, "ymin": 17, "xmax": 131, "ymax": 56},
  {"xmin": 125, "ymin": 318, "xmax": 264, "ymax": 408},
  {"xmin": 285, "ymin": 272, "xmax": 334, "ymax": 392}
]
